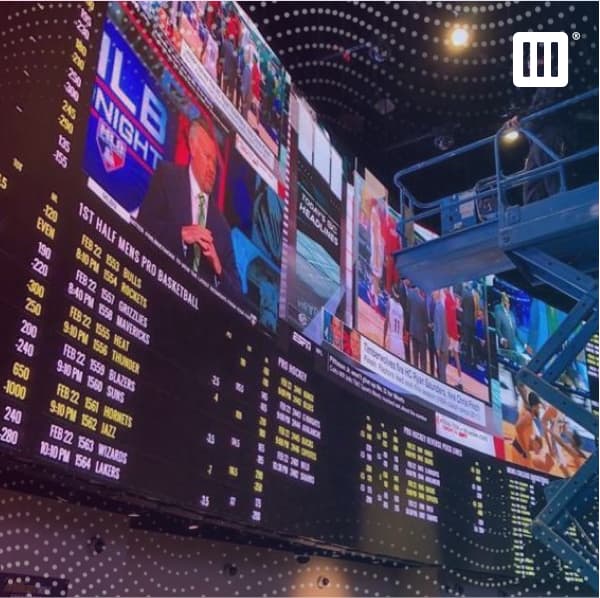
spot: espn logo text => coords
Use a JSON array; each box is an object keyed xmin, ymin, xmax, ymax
[{"xmin": 513, "ymin": 32, "xmax": 569, "ymax": 88}]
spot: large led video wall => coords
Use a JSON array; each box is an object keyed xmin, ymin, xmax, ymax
[{"xmin": 0, "ymin": 1, "xmax": 594, "ymax": 590}]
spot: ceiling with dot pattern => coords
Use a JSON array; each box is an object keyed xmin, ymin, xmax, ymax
[
  {"xmin": 0, "ymin": 481, "xmax": 592, "ymax": 597},
  {"xmin": 246, "ymin": 1, "xmax": 598, "ymax": 180}
]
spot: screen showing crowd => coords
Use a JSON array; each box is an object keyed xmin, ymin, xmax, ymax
[{"xmin": 140, "ymin": 0, "xmax": 290, "ymax": 159}]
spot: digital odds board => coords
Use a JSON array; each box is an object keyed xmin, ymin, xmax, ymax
[{"xmin": 0, "ymin": 2, "xmax": 590, "ymax": 588}]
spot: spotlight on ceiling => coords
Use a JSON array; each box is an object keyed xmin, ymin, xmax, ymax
[
  {"xmin": 502, "ymin": 130, "xmax": 520, "ymax": 143},
  {"xmin": 434, "ymin": 135, "xmax": 455, "ymax": 152},
  {"xmin": 451, "ymin": 27, "xmax": 469, "ymax": 47}
]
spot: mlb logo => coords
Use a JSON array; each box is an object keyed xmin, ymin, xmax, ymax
[
  {"xmin": 96, "ymin": 119, "xmax": 127, "ymax": 172},
  {"xmin": 513, "ymin": 32, "xmax": 569, "ymax": 88}
]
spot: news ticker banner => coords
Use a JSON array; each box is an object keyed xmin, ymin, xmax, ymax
[
  {"xmin": 435, "ymin": 412, "xmax": 498, "ymax": 458},
  {"xmin": 322, "ymin": 338, "xmax": 504, "ymax": 463},
  {"xmin": 360, "ymin": 336, "xmax": 486, "ymax": 427},
  {"xmin": 358, "ymin": 335, "xmax": 510, "ymax": 461},
  {"xmin": 318, "ymin": 315, "xmax": 512, "ymax": 463}
]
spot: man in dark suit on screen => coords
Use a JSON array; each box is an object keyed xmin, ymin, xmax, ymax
[
  {"xmin": 494, "ymin": 292, "xmax": 521, "ymax": 351},
  {"xmin": 407, "ymin": 285, "xmax": 428, "ymax": 372},
  {"xmin": 460, "ymin": 282, "xmax": 478, "ymax": 367},
  {"xmin": 137, "ymin": 118, "xmax": 241, "ymax": 295}
]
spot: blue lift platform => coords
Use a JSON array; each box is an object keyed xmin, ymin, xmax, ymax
[{"xmin": 393, "ymin": 89, "xmax": 599, "ymax": 591}]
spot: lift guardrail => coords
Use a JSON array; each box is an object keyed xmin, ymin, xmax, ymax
[{"xmin": 393, "ymin": 88, "xmax": 599, "ymax": 245}]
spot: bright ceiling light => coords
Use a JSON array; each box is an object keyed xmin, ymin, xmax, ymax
[
  {"xmin": 451, "ymin": 27, "xmax": 469, "ymax": 47},
  {"xmin": 502, "ymin": 130, "xmax": 520, "ymax": 142}
]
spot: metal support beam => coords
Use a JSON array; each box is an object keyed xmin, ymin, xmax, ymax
[
  {"xmin": 392, "ymin": 90, "xmax": 599, "ymax": 593},
  {"xmin": 537, "ymin": 454, "xmax": 598, "ymax": 526},
  {"xmin": 508, "ymin": 244, "xmax": 599, "ymax": 593},
  {"xmin": 541, "ymin": 316, "xmax": 599, "ymax": 384},
  {"xmin": 509, "ymin": 247, "xmax": 597, "ymax": 302},
  {"xmin": 532, "ymin": 453, "xmax": 599, "ymax": 593},
  {"xmin": 524, "ymin": 296, "xmax": 597, "ymax": 377},
  {"xmin": 532, "ymin": 520, "xmax": 598, "ymax": 591},
  {"xmin": 511, "ymin": 245, "xmax": 598, "ymax": 433},
  {"xmin": 568, "ymin": 512, "xmax": 599, "ymax": 557}
]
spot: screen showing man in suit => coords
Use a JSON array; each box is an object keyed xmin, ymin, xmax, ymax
[
  {"xmin": 82, "ymin": 8, "xmax": 289, "ymax": 334},
  {"xmin": 136, "ymin": 118, "xmax": 241, "ymax": 296}
]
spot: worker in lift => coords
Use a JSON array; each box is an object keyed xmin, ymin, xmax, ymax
[{"xmin": 505, "ymin": 44, "xmax": 568, "ymax": 204}]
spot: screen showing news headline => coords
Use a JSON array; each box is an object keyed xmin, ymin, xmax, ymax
[{"xmin": 287, "ymin": 155, "xmax": 342, "ymax": 333}]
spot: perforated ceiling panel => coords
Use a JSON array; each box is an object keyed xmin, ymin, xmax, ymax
[
  {"xmin": 0, "ymin": 487, "xmax": 590, "ymax": 597},
  {"xmin": 0, "ymin": 487, "xmax": 445, "ymax": 597},
  {"xmin": 245, "ymin": 1, "xmax": 598, "ymax": 174}
]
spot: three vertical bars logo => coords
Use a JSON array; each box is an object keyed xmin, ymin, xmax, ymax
[{"xmin": 513, "ymin": 32, "xmax": 569, "ymax": 87}]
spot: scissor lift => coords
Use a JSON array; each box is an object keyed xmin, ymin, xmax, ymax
[{"xmin": 393, "ymin": 89, "xmax": 599, "ymax": 591}]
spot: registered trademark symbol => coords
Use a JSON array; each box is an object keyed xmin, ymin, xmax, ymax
[{"xmin": 572, "ymin": 32, "xmax": 581, "ymax": 40}]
